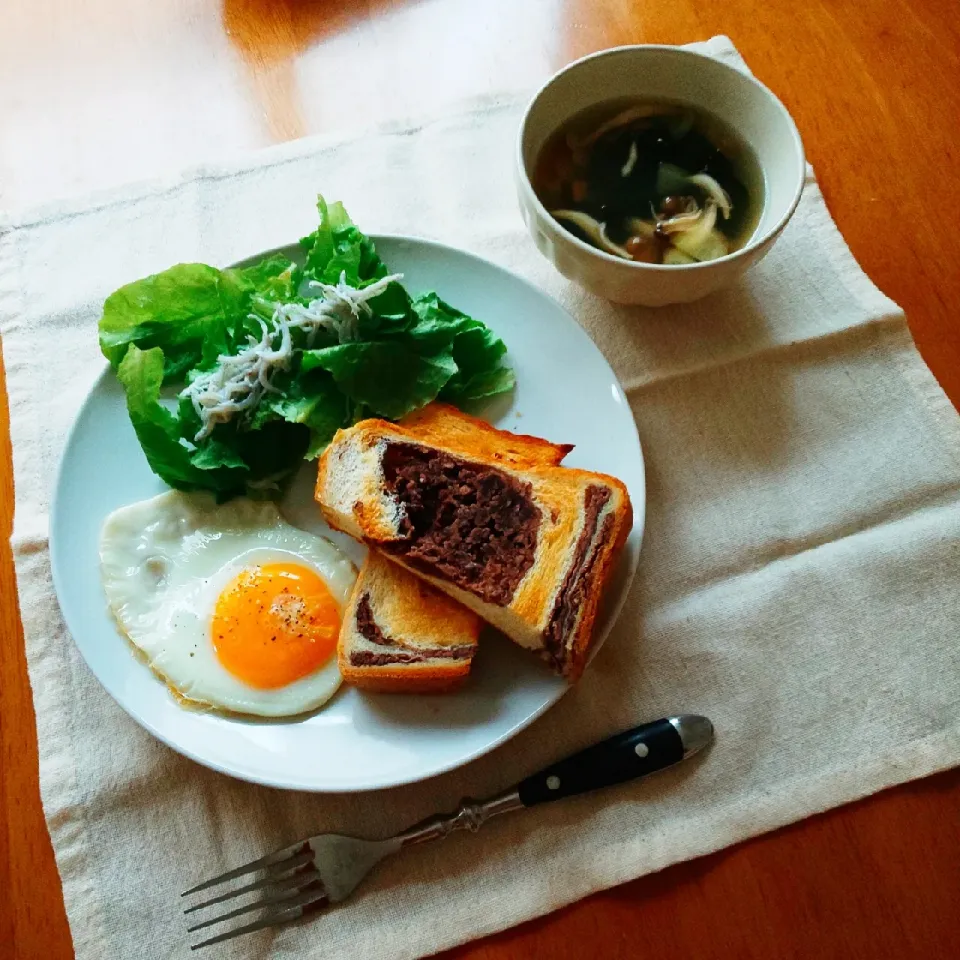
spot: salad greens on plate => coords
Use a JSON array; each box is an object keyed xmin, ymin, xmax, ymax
[{"xmin": 99, "ymin": 196, "xmax": 515, "ymax": 499}]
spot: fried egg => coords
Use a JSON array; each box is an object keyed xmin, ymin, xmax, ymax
[{"xmin": 99, "ymin": 491, "xmax": 356, "ymax": 717}]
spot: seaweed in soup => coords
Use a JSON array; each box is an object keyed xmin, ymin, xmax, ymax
[{"xmin": 533, "ymin": 100, "xmax": 762, "ymax": 265}]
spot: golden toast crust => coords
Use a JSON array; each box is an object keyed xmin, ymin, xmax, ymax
[{"xmin": 399, "ymin": 403, "xmax": 573, "ymax": 467}]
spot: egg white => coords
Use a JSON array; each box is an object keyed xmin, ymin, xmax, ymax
[{"xmin": 99, "ymin": 491, "xmax": 356, "ymax": 717}]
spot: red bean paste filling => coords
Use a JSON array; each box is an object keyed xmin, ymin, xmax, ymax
[
  {"xmin": 544, "ymin": 485, "xmax": 613, "ymax": 668},
  {"xmin": 350, "ymin": 592, "xmax": 475, "ymax": 666},
  {"xmin": 380, "ymin": 443, "xmax": 541, "ymax": 607}
]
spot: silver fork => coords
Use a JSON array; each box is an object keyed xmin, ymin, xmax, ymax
[{"xmin": 182, "ymin": 715, "xmax": 713, "ymax": 949}]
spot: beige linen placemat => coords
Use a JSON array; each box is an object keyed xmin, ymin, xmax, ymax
[{"xmin": 3, "ymin": 37, "xmax": 960, "ymax": 960}]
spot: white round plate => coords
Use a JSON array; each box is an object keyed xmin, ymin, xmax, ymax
[{"xmin": 51, "ymin": 236, "xmax": 645, "ymax": 792}]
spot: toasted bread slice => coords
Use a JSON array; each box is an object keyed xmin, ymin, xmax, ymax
[
  {"xmin": 317, "ymin": 406, "xmax": 632, "ymax": 680},
  {"xmin": 339, "ymin": 551, "xmax": 481, "ymax": 693},
  {"xmin": 338, "ymin": 405, "xmax": 571, "ymax": 693},
  {"xmin": 398, "ymin": 403, "xmax": 573, "ymax": 468}
]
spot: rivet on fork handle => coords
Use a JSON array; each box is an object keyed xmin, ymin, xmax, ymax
[{"xmin": 397, "ymin": 791, "xmax": 526, "ymax": 846}]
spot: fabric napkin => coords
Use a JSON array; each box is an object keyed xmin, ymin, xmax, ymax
[{"xmin": 4, "ymin": 36, "xmax": 960, "ymax": 960}]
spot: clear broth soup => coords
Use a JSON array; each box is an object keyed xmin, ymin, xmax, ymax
[{"xmin": 533, "ymin": 98, "xmax": 764, "ymax": 265}]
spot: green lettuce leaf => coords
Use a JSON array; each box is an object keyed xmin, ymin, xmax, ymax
[
  {"xmin": 304, "ymin": 197, "xmax": 351, "ymax": 273},
  {"xmin": 248, "ymin": 371, "xmax": 349, "ymax": 458},
  {"xmin": 442, "ymin": 325, "xmax": 515, "ymax": 402},
  {"xmin": 99, "ymin": 256, "xmax": 294, "ymax": 381},
  {"xmin": 229, "ymin": 255, "xmax": 297, "ymax": 302},
  {"xmin": 409, "ymin": 293, "xmax": 515, "ymax": 402},
  {"xmin": 116, "ymin": 345, "xmax": 248, "ymax": 495},
  {"xmin": 189, "ymin": 438, "xmax": 249, "ymax": 472},
  {"xmin": 404, "ymin": 293, "xmax": 476, "ymax": 351},
  {"xmin": 300, "ymin": 196, "xmax": 387, "ymax": 288},
  {"xmin": 302, "ymin": 341, "xmax": 457, "ymax": 420}
]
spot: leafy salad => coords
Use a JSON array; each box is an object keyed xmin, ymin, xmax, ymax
[{"xmin": 99, "ymin": 196, "xmax": 515, "ymax": 499}]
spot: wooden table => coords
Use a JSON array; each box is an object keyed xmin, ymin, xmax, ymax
[{"xmin": 2, "ymin": 1, "xmax": 959, "ymax": 957}]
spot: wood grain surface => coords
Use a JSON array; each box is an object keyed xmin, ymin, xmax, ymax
[{"xmin": 2, "ymin": 1, "xmax": 959, "ymax": 958}]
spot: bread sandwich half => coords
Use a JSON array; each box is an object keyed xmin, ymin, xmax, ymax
[
  {"xmin": 317, "ymin": 404, "xmax": 632, "ymax": 680},
  {"xmin": 339, "ymin": 550, "xmax": 481, "ymax": 692}
]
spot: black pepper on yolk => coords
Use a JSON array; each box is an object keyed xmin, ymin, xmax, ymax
[{"xmin": 211, "ymin": 563, "xmax": 340, "ymax": 688}]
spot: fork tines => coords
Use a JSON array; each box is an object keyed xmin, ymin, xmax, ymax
[{"xmin": 182, "ymin": 842, "xmax": 328, "ymax": 950}]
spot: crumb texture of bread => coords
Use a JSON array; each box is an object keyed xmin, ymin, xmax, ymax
[
  {"xmin": 319, "ymin": 403, "xmax": 633, "ymax": 682},
  {"xmin": 359, "ymin": 551, "xmax": 480, "ymax": 647},
  {"xmin": 338, "ymin": 551, "xmax": 480, "ymax": 693}
]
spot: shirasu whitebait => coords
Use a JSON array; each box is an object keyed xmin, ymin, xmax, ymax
[{"xmin": 181, "ymin": 271, "xmax": 402, "ymax": 442}]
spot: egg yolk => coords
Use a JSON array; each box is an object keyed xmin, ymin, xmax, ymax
[{"xmin": 211, "ymin": 563, "xmax": 340, "ymax": 689}]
